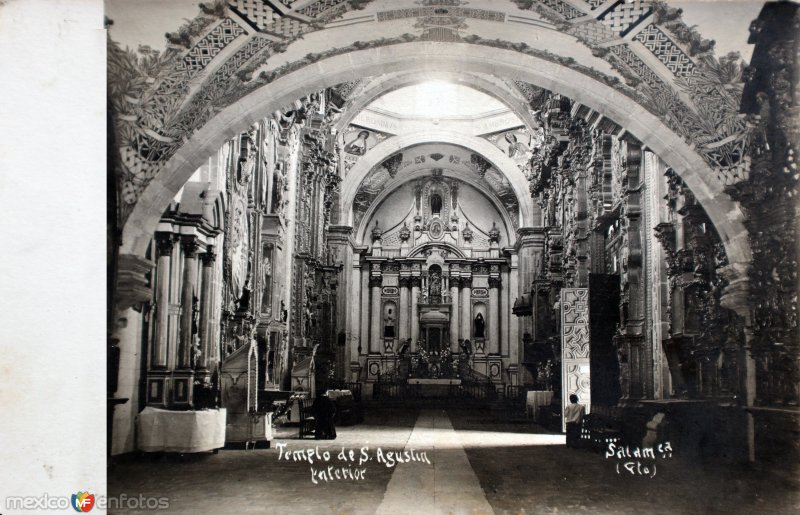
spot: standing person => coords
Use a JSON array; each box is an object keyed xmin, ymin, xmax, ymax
[
  {"xmin": 312, "ymin": 390, "xmax": 337, "ymax": 440},
  {"xmin": 564, "ymin": 394, "xmax": 586, "ymax": 448}
]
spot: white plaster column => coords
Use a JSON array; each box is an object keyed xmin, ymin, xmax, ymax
[
  {"xmin": 450, "ymin": 277, "xmax": 460, "ymax": 350},
  {"xmin": 488, "ymin": 276, "xmax": 501, "ymax": 354},
  {"xmin": 410, "ymin": 276, "xmax": 421, "ymax": 350},
  {"xmin": 178, "ymin": 236, "xmax": 199, "ymax": 370},
  {"xmin": 508, "ymin": 257, "xmax": 520, "ymax": 364},
  {"xmin": 501, "ymin": 267, "xmax": 510, "ymax": 356},
  {"xmin": 153, "ymin": 234, "xmax": 174, "ymax": 369},
  {"xmin": 197, "ymin": 246, "xmax": 216, "ymax": 372},
  {"xmin": 461, "ymin": 277, "xmax": 472, "ymax": 343},
  {"xmin": 369, "ymin": 275, "xmax": 382, "ymax": 353},
  {"xmin": 360, "ymin": 264, "xmax": 370, "ymax": 355},
  {"xmin": 399, "ymin": 277, "xmax": 411, "ymax": 342},
  {"xmin": 350, "ymin": 259, "xmax": 362, "ymax": 360}
]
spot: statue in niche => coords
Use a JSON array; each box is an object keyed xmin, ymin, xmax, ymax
[
  {"xmin": 430, "ymin": 193, "xmax": 443, "ymax": 216},
  {"xmin": 384, "ymin": 308, "xmax": 395, "ymax": 338},
  {"xmin": 474, "ymin": 313, "xmax": 485, "ymax": 339},
  {"xmin": 280, "ymin": 300, "xmax": 288, "ymax": 323},
  {"xmin": 235, "ymin": 266, "xmax": 253, "ymax": 313},
  {"xmin": 261, "ymin": 256, "xmax": 272, "ymax": 286},
  {"xmin": 429, "ymin": 268, "xmax": 442, "ymax": 302},
  {"xmin": 344, "ymin": 130, "xmax": 370, "ymax": 156}
]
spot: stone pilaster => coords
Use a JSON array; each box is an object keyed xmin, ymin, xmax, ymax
[
  {"xmin": 369, "ymin": 275, "xmax": 382, "ymax": 353},
  {"xmin": 488, "ymin": 275, "xmax": 501, "ymax": 354},
  {"xmin": 178, "ymin": 236, "xmax": 200, "ymax": 370},
  {"xmin": 460, "ymin": 276, "xmax": 472, "ymax": 344},
  {"xmin": 197, "ymin": 246, "xmax": 216, "ymax": 373},
  {"xmin": 359, "ymin": 264, "xmax": 370, "ymax": 355},
  {"xmin": 410, "ymin": 276, "xmax": 421, "ymax": 350},
  {"xmin": 152, "ymin": 234, "xmax": 174, "ymax": 369},
  {"xmin": 399, "ymin": 276, "xmax": 411, "ymax": 343},
  {"xmin": 449, "ymin": 276, "xmax": 461, "ymax": 350}
]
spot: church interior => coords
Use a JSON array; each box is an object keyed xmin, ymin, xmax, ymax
[{"xmin": 104, "ymin": 0, "xmax": 799, "ymax": 512}]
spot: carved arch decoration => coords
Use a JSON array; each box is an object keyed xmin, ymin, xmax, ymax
[
  {"xmin": 343, "ymin": 132, "xmax": 531, "ymax": 231},
  {"xmin": 407, "ymin": 242, "xmax": 467, "ymax": 260},
  {"xmin": 352, "ymin": 169, "xmax": 519, "ymax": 246},
  {"xmin": 109, "ymin": 0, "xmax": 753, "ymax": 285}
]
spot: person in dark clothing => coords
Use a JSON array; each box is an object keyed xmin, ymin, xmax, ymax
[{"xmin": 312, "ymin": 391, "xmax": 337, "ymax": 440}]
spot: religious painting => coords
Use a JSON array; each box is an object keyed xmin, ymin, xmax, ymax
[
  {"xmin": 487, "ymin": 128, "xmax": 534, "ymax": 169},
  {"xmin": 343, "ymin": 125, "xmax": 383, "ymax": 156}
]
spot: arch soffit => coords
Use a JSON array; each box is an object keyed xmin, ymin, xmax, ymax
[
  {"xmin": 407, "ymin": 241, "xmax": 467, "ymax": 260},
  {"xmin": 122, "ymin": 43, "xmax": 750, "ymax": 274},
  {"xmin": 341, "ymin": 129, "xmax": 532, "ymax": 226},
  {"xmin": 333, "ymin": 71, "xmax": 536, "ymax": 134},
  {"xmin": 354, "ymin": 170, "xmax": 517, "ymax": 246}
]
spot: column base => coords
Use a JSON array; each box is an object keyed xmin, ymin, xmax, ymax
[
  {"xmin": 145, "ymin": 371, "xmax": 170, "ymax": 407},
  {"xmin": 349, "ymin": 361, "xmax": 362, "ymax": 383},
  {"xmin": 171, "ymin": 370, "xmax": 195, "ymax": 407}
]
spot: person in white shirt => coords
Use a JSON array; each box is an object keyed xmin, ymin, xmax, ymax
[{"xmin": 564, "ymin": 394, "xmax": 586, "ymax": 448}]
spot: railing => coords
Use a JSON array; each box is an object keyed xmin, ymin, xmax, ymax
[
  {"xmin": 373, "ymin": 381, "xmax": 420, "ymax": 400},
  {"xmin": 449, "ymin": 382, "xmax": 498, "ymax": 401}
]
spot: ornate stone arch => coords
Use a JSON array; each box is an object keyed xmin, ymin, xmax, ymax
[{"xmin": 117, "ymin": 42, "xmax": 751, "ymax": 286}]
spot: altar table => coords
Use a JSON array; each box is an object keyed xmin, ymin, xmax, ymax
[
  {"xmin": 137, "ymin": 407, "xmax": 226, "ymax": 453},
  {"xmin": 526, "ymin": 391, "xmax": 554, "ymax": 421}
]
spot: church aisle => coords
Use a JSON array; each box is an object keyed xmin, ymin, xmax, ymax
[
  {"xmin": 108, "ymin": 408, "xmax": 797, "ymax": 514},
  {"xmin": 375, "ymin": 409, "xmax": 493, "ymax": 515}
]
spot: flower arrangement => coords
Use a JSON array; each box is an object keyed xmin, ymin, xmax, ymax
[{"xmin": 411, "ymin": 342, "xmax": 460, "ymax": 379}]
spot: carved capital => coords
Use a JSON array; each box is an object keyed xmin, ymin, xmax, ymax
[
  {"xmin": 202, "ymin": 245, "xmax": 217, "ymax": 267},
  {"xmin": 410, "ymin": 276, "xmax": 422, "ymax": 288},
  {"xmin": 488, "ymin": 276, "xmax": 502, "ymax": 289},
  {"xmin": 155, "ymin": 233, "xmax": 175, "ymax": 258},
  {"xmin": 181, "ymin": 236, "xmax": 200, "ymax": 258},
  {"xmin": 398, "ymin": 276, "xmax": 412, "ymax": 288},
  {"xmin": 368, "ymin": 276, "xmax": 383, "ymax": 289}
]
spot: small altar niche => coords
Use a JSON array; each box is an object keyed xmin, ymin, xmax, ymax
[{"xmin": 418, "ymin": 309, "xmax": 450, "ymax": 350}]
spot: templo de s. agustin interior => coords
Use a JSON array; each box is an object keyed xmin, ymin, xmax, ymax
[{"xmin": 106, "ymin": 0, "xmax": 799, "ymax": 512}]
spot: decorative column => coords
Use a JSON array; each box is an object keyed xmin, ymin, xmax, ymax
[
  {"xmin": 351, "ymin": 260, "xmax": 362, "ymax": 359},
  {"xmin": 488, "ymin": 276, "xmax": 501, "ymax": 354},
  {"xmin": 508, "ymin": 255, "xmax": 520, "ymax": 365},
  {"xmin": 410, "ymin": 276, "xmax": 421, "ymax": 350},
  {"xmin": 178, "ymin": 235, "xmax": 200, "ymax": 370},
  {"xmin": 501, "ymin": 266, "xmax": 510, "ymax": 356},
  {"xmin": 450, "ymin": 276, "xmax": 460, "ymax": 350},
  {"xmin": 359, "ymin": 263, "xmax": 370, "ymax": 356},
  {"xmin": 461, "ymin": 276, "xmax": 472, "ymax": 345},
  {"xmin": 197, "ymin": 245, "xmax": 216, "ymax": 374},
  {"xmin": 399, "ymin": 276, "xmax": 411, "ymax": 342},
  {"xmin": 369, "ymin": 275, "xmax": 382, "ymax": 353},
  {"xmin": 153, "ymin": 233, "xmax": 174, "ymax": 369}
]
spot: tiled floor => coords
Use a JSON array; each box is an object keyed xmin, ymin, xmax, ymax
[{"xmin": 109, "ymin": 408, "xmax": 798, "ymax": 514}]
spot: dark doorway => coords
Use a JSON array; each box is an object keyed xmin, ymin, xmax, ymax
[{"xmin": 590, "ymin": 273, "xmax": 621, "ymax": 406}]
